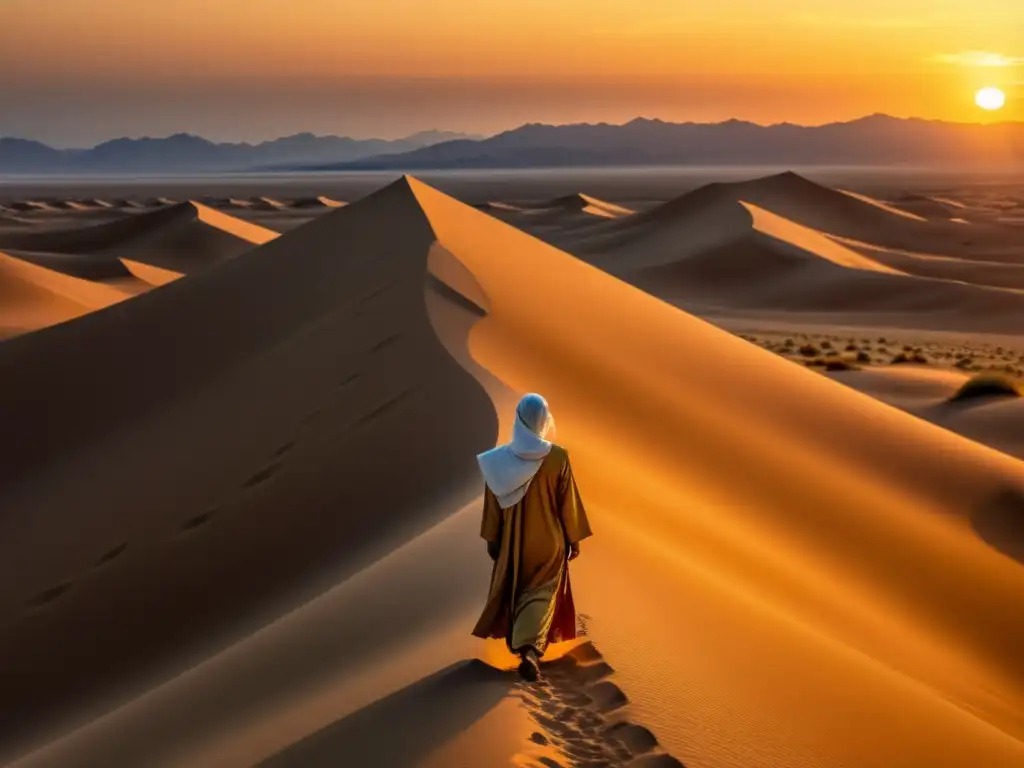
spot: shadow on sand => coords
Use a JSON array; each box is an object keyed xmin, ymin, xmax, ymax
[
  {"xmin": 971, "ymin": 486, "xmax": 1024, "ymax": 565},
  {"xmin": 259, "ymin": 659, "xmax": 512, "ymax": 768}
]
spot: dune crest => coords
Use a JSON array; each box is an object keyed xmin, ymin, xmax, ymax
[
  {"xmin": 0, "ymin": 249, "xmax": 145, "ymax": 338},
  {"xmin": 289, "ymin": 196, "xmax": 346, "ymax": 209},
  {"xmin": 0, "ymin": 201, "xmax": 276, "ymax": 273}
]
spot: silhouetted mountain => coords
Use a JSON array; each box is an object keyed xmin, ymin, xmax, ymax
[
  {"xmin": 0, "ymin": 130, "xmax": 480, "ymax": 174},
  {"xmin": 308, "ymin": 116, "xmax": 1024, "ymax": 170}
]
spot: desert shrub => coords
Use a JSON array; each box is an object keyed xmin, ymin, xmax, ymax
[
  {"xmin": 821, "ymin": 340, "xmax": 833, "ymax": 350},
  {"xmin": 948, "ymin": 375, "xmax": 1020, "ymax": 403},
  {"xmin": 954, "ymin": 357, "xmax": 974, "ymax": 370},
  {"xmin": 799, "ymin": 344, "xmax": 820, "ymax": 357},
  {"xmin": 845, "ymin": 343, "xmax": 858, "ymax": 352},
  {"xmin": 890, "ymin": 353, "xmax": 911, "ymax": 364},
  {"xmin": 825, "ymin": 359, "xmax": 859, "ymax": 371},
  {"xmin": 856, "ymin": 351, "xmax": 872, "ymax": 363}
]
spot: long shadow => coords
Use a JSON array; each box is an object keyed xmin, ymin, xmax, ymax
[
  {"xmin": 259, "ymin": 660, "xmax": 513, "ymax": 768},
  {"xmin": 970, "ymin": 486, "xmax": 1024, "ymax": 564}
]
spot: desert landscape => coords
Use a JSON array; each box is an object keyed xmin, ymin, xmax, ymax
[{"xmin": 0, "ymin": 167, "xmax": 1021, "ymax": 768}]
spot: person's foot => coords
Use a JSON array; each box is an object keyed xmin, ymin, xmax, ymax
[{"xmin": 517, "ymin": 647, "xmax": 540, "ymax": 682}]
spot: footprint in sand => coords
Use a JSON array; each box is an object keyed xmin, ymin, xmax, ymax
[
  {"xmin": 515, "ymin": 641, "xmax": 685, "ymax": 768},
  {"xmin": 369, "ymin": 333, "xmax": 402, "ymax": 354},
  {"xmin": 270, "ymin": 440, "xmax": 295, "ymax": 460},
  {"xmin": 26, "ymin": 581, "xmax": 74, "ymax": 610},
  {"xmin": 179, "ymin": 509, "xmax": 218, "ymax": 533},
  {"xmin": 243, "ymin": 462, "xmax": 283, "ymax": 489}
]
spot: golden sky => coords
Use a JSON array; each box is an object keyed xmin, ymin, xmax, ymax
[{"xmin": 1, "ymin": 0, "xmax": 1020, "ymax": 144}]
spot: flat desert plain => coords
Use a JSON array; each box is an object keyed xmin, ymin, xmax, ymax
[{"xmin": 0, "ymin": 169, "xmax": 1022, "ymax": 768}]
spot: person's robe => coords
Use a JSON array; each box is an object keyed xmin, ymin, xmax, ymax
[{"xmin": 472, "ymin": 444, "xmax": 592, "ymax": 655}]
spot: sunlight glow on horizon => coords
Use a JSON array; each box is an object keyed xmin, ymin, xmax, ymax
[{"xmin": 0, "ymin": 0, "xmax": 1020, "ymax": 144}]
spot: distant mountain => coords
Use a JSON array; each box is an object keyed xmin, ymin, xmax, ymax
[
  {"xmin": 306, "ymin": 116, "xmax": 1024, "ymax": 171},
  {"xmin": 0, "ymin": 130, "xmax": 480, "ymax": 174}
]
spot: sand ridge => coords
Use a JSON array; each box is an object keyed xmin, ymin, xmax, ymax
[
  {"xmin": 0, "ymin": 249, "xmax": 147, "ymax": 338},
  {"xmin": 0, "ymin": 201, "xmax": 277, "ymax": 273}
]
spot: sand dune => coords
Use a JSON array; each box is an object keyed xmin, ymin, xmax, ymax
[
  {"xmin": 0, "ymin": 201, "xmax": 276, "ymax": 272},
  {"xmin": 2, "ymin": 176, "xmax": 1022, "ymax": 768},
  {"xmin": 8, "ymin": 201, "xmax": 57, "ymax": 213},
  {"xmin": 528, "ymin": 193, "xmax": 634, "ymax": 219},
  {"xmin": 0, "ymin": 249, "xmax": 147, "ymax": 338},
  {"xmin": 0, "ymin": 178, "xmax": 498, "ymax": 760},
  {"xmin": 200, "ymin": 197, "xmax": 255, "ymax": 210},
  {"xmin": 589, "ymin": 172, "xmax": 1020, "ymax": 257},
  {"xmin": 890, "ymin": 193, "xmax": 971, "ymax": 220},
  {"xmin": 0, "ymin": 248, "xmax": 184, "ymax": 292},
  {"xmin": 48, "ymin": 200, "xmax": 96, "ymax": 212},
  {"xmin": 246, "ymin": 197, "xmax": 284, "ymax": 210},
  {"xmin": 833, "ymin": 236, "xmax": 1024, "ymax": 291},
  {"xmin": 289, "ymin": 196, "xmax": 345, "ymax": 209},
  {"xmin": 480, "ymin": 192, "xmax": 634, "ymax": 233},
  {"xmin": 836, "ymin": 188, "xmax": 928, "ymax": 221},
  {"xmin": 556, "ymin": 194, "xmax": 1024, "ymax": 331},
  {"xmin": 0, "ymin": 212, "xmax": 33, "ymax": 228}
]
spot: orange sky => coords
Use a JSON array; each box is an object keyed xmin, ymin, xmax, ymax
[{"xmin": 1, "ymin": 0, "xmax": 1020, "ymax": 145}]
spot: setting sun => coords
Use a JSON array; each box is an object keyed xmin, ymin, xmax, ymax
[{"xmin": 975, "ymin": 87, "xmax": 1006, "ymax": 111}]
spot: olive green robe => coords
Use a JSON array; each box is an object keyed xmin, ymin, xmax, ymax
[{"xmin": 472, "ymin": 445, "xmax": 593, "ymax": 654}]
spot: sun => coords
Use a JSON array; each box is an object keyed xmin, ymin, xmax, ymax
[{"xmin": 975, "ymin": 87, "xmax": 1006, "ymax": 111}]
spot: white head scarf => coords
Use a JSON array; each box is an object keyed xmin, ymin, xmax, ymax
[{"xmin": 477, "ymin": 393, "xmax": 555, "ymax": 509}]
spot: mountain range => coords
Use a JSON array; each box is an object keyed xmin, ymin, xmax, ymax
[
  {"xmin": 0, "ymin": 130, "xmax": 478, "ymax": 175},
  {"xmin": 3, "ymin": 116, "xmax": 1021, "ymax": 174},
  {"xmin": 311, "ymin": 115, "xmax": 1024, "ymax": 171}
]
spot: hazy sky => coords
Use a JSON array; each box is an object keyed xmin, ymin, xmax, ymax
[{"xmin": 2, "ymin": 0, "xmax": 1021, "ymax": 146}]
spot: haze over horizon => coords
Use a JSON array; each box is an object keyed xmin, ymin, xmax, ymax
[{"xmin": 2, "ymin": 0, "xmax": 1020, "ymax": 147}]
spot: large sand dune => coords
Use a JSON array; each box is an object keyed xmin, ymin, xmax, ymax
[
  {"xmin": 3, "ymin": 177, "xmax": 1022, "ymax": 768},
  {"xmin": 479, "ymin": 192, "xmax": 635, "ymax": 232},
  {"xmin": 624, "ymin": 172, "xmax": 1015, "ymax": 252},
  {"xmin": 553, "ymin": 192, "xmax": 1024, "ymax": 332},
  {"xmin": 0, "ymin": 202, "xmax": 276, "ymax": 273},
  {"xmin": 0, "ymin": 249, "xmax": 150, "ymax": 338}
]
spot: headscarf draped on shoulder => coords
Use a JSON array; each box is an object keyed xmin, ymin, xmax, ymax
[{"xmin": 477, "ymin": 393, "xmax": 555, "ymax": 509}]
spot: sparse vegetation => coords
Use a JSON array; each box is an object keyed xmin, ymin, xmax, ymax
[
  {"xmin": 889, "ymin": 352, "xmax": 927, "ymax": 365},
  {"xmin": 825, "ymin": 359, "xmax": 859, "ymax": 371},
  {"xmin": 856, "ymin": 351, "xmax": 872, "ymax": 364},
  {"xmin": 799, "ymin": 344, "xmax": 820, "ymax": 357},
  {"xmin": 948, "ymin": 375, "xmax": 1021, "ymax": 404}
]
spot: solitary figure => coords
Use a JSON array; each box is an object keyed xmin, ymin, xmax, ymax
[{"xmin": 472, "ymin": 393, "xmax": 593, "ymax": 681}]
